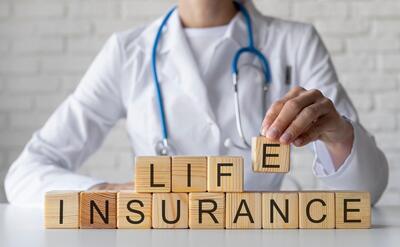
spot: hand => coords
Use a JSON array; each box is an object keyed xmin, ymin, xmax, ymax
[
  {"xmin": 261, "ymin": 86, "xmax": 354, "ymax": 169},
  {"xmin": 89, "ymin": 182, "xmax": 134, "ymax": 191}
]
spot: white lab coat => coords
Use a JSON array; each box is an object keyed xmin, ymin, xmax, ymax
[{"xmin": 4, "ymin": 1, "xmax": 388, "ymax": 206}]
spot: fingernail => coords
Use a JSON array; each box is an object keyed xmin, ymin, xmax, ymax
[
  {"xmin": 266, "ymin": 128, "xmax": 279, "ymax": 139},
  {"xmin": 280, "ymin": 132, "xmax": 292, "ymax": 143},
  {"xmin": 261, "ymin": 127, "xmax": 267, "ymax": 136},
  {"xmin": 294, "ymin": 138, "xmax": 303, "ymax": 146}
]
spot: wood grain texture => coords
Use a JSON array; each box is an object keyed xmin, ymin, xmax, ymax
[
  {"xmin": 44, "ymin": 191, "xmax": 80, "ymax": 229},
  {"xmin": 225, "ymin": 193, "xmax": 261, "ymax": 229},
  {"xmin": 252, "ymin": 136, "xmax": 290, "ymax": 173},
  {"xmin": 152, "ymin": 193, "xmax": 189, "ymax": 229},
  {"xmin": 172, "ymin": 156, "xmax": 207, "ymax": 192},
  {"xmin": 135, "ymin": 156, "xmax": 171, "ymax": 193},
  {"xmin": 207, "ymin": 156, "xmax": 243, "ymax": 192},
  {"xmin": 335, "ymin": 191, "xmax": 371, "ymax": 229},
  {"xmin": 80, "ymin": 191, "xmax": 117, "ymax": 229},
  {"xmin": 299, "ymin": 192, "xmax": 335, "ymax": 229},
  {"xmin": 262, "ymin": 192, "xmax": 299, "ymax": 229},
  {"xmin": 117, "ymin": 191, "xmax": 152, "ymax": 229},
  {"xmin": 189, "ymin": 192, "xmax": 225, "ymax": 229}
]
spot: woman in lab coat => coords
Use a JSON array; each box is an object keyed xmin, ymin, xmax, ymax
[{"xmin": 5, "ymin": 0, "xmax": 388, "ymax": 206}]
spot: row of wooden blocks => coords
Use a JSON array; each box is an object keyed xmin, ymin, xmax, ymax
[
  {"xmin": 45, "ymin": 190, "xmax": 370, "ymax": 229},
  {"xmin": 134, "ymin": 137, "xmax": 290, "ymax": 193}
]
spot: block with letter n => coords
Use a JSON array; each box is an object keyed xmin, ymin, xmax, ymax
[{"xmin": 252, "ymin": 136, "xmax": 290, "ymax": 173}]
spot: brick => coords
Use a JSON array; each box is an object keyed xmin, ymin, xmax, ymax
[
  {"xmin": 348, "ymin": 93, "xmax": 373, "ymax": 111},
  {"xmin": 34, "ymin": 94, "xmax": 66, "ymax": 111},
  {"xmin": 315, "ymin": 20, "xmax": 369, "ymax": 36},
  {"xmin": 380, "ymin": 54, "xmax": 400, "ymax": 71},
  {"xmin": 333, "ymin": 55, "xmax": 375, "ymax": 73},
  {"xmin": 374, "ymin": 20, "xmax": 400, "ymax": 35},
  {"xmin": 253, "ymin": 0, "xmax": 290, "ymax": 18},
  {"xmin": 359, "ymin": 112, "xmax": 396, "ymax": 132},
  {"xmin": 352, "ymin": 2, "xmax": 400, "ymax": 17},
  {"xmin": 68, "ymin": 2, "xmax": 119, "ymax": 18},
  {"xmin": 347, "ymin": 37, "xmax": 399, "ymax": 52},
  {"xmin": 35, "ymin": 20, "xmax": 91, "ymax": 36},
  {"xmin": 341, "ymin": 73, "xmax": 398, "ymax": 92},
  {"xmin": 293, "ymin": 2, "xmax": 348, "ymax": 19},
  {"xmin": 40, "ymin": 56, "xmax": 93, "ymax": 74},
  {"xmin": 14, "ymin": 3, "xmax": 64, "ymax": 18},
  {"xmin": 10, "ymin": 112, "xmax": 49, "ymax": 129},
  {"xmin": 67, "ymin": 37, "xmax": 105, "ymax": 54},
  {"xmin": 6, "ymin": 76, "xmax": 60, "ymax": 93},
  {"xmin": 121, "ymin": 1, "xmax": 176, "ymax": 20},
  {"xmin": 0, "ymin": 3, "xmax": 10, "ymax": 18},
  {"xmin": 0, "ymin": 22, "xmax": 35, "ymax": 37},
  {"xmin": 0, "ymin": 95, "xmax": 33, "ymax": 111},
  {"xmin": 376, "ymin": 91, "xmax": 400, "ymax": 110},
  {"xmin": 13, "ymin": 38, "xmax": 63, "ymax": 54},
  {"xmin": 0, "ymin": 58, "xmax": 38, "ymax": 75}
]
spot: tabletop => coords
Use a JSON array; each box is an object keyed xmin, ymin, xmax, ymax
[{"xmin": 0, "ymin": 203, "xmax": 399, "ymax": 247}]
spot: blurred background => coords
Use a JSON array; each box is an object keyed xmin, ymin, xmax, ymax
[{"xmin": 0, "ymin": 0, "xmax": 399, "ymax": 205}]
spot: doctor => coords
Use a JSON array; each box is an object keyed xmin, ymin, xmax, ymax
[{"xmin": 5, "ymin": 0, "xmax": 388, "ymax": 206}]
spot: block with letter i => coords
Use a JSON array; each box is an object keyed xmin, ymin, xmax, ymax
[
  {"xmin": 152, "ymin": 193, "xmax": 189, "ymax": 229},
  {"xmin": 80, "ymin": 191, "xmax": 117, "ymax": 229},
  {"xmin": 252, "ymin": 136, "xmax": 290, "ymax": 173},
  {"xmin": 207, "ymin": 156, "xmax": 243, "ymax": 192},
  {"xmin": 298, "ymin": 192, "xmax": 335, "ymax": 229},
  {"xmin": 226, "ymin": 192, "xmax": 261, "ymax": 229},
  {"xmin": 117, "ymin": 191, "xmax": 152, "ymax": 229},
  {"xmin": 189, "ymin": 193, "xmax": 225, "ymax": 229},
  {"xmin": 335, "ymin": 191, "xmax": 371, "ymax": 229},
  {"xmin": 262, "ymin": 192, "xmax": 298, "ymax": 229},
  {"xmin": 44, "ymin": 191, "xmax": 80, "ymax": 229},
  {"xmin": 172, "ymin": 156, "xmax": 207, "ymax": 192},
  {"xmin": 135, "ymin": 156, "xmax": 171, "ymax": 192}
]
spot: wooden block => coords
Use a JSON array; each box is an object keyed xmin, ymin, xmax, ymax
[
  {"xmin": 252, "ymin": 136, "xmax": 290, "ymax": 173},
  {"xmin": 189, "ymin": 193, "xmax": 225, "ymax": 229},
  {"xmin": 335, "ymin": 191, "xmax": 371, "ymax": 229},
  {"xmin": 44, "ymin": 191, "xmax": 80, "ymax": 229},
  {"xmin": 80, "ymin": 191, "xmax": 117, "ymax": 229},
  {"xmin": 225, "ymin": 192, "xmax": 261, "ymax": 229},
  {"xmin": 262, "ymin": 192, "xmax": 298, "ymax": 229},
  {"xmin": 172, "ymin": 156, "xmax": 207, "ymax": 192},
  {"xmin": 298, "ymin": 192, "xmax": 335, "ymax": 229},
  {"xmin": 207, "ymin": 156, "xmax": 243, "ymax": 192},
  {"xmin": 135, "ymin": 156, "xmax": 171, "ymax": 193},
  {"xmin": 152, "ymin": 193, "xmax": 189, "ymax": 229},
  {"xmin": 117, "ymin": 191, "xmax": 152, "ymax": 229}
]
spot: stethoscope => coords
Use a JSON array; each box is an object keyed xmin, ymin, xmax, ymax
[{"xmin": 152, "ymin": 1, "xmax": 271, "ymax": 156}]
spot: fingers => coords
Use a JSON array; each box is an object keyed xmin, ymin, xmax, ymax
[
  {"xmin": 280, "ymin": 98, "xmax": 332, "ymax": 144},
  {"xmin": 261, "ymin": 86, "xmax": 305, "ymax": 133},
  {"xmin": 264, "ymin": 89, "xmax": 324, "ymax": 141},
  {"xmin": 293, "ymin": 116, "xmax": 330, "ymax": 147}
]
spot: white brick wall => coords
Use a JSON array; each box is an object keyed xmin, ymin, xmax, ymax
[{"xmin": 0, "ymin": 0, "xmax": 399, "ymax": 205}]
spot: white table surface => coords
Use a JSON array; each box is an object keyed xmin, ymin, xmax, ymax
[{"xmin": 0, "ymin": 203, "xmax": 399, "ymax": 247}]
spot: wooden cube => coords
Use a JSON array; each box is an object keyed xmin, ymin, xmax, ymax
[
  {"xmin": 298, "ymin": 192, "xmax": 335, "ymax": 229},
  {"xmin": 135, "ymin": 156, "xmax": 171, "ymax": 193},
  {"xmin": 80, "ymin": 191, "xmax": 117, "ymax": 229},
  {"xmin": 44, "ymin": 191, "xmax": 80, "ymax": 229},
  {"xmin": 172, "ymin": 156, "xmax": 207, "ymax": 192},
  {"xmin": 152, "ymin": 193, "xmax": 189, "ymax": 229},
  {"xmin": 226, "ymin": 193, "xmax": 261, "ymax": 229},
  {"xmin": 262, "ymin": 192, "xmax": 298, "ymax": 229},
  {"xmin": 252, "ymin": 136, "xmax": 290, "ymax": 173},
  {"xmin": 117, "ymin": 191, "xmax": 152, "ymax": 229},
  {"xmin": 207, "ymin": 156, "xmax": 243, "ymax": 192},
  {"xmin": 189, "ymin": 193, "xmax": 225, "ymax": 229},
  {"xmin": 335, "ymin": 192, "xmax": 371, "ymax": 229}
]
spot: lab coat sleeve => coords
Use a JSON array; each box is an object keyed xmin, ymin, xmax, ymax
[
  {"xmin": 295, "ymin": 25, "xmax": 388, "ymax": 205},
  {"xmin": 4, "ymin": 34, "xmax": 125, "ymax": 207}
]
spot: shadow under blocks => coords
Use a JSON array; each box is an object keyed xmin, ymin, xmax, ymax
[{"xmin": 44, "ymin": 136, "xmax": 371, "ymax": 229}]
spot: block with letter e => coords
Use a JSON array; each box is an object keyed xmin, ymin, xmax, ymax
[
  {"xmin": 252, "ymin": 136, "xmax": 290, "ymax": 173},
  {"xmin": 335, "ymin": 191, "xmax": 371, "ymax": 229},
  {"xmin": 135, "ymin": 156, "xmax": 171, "ymax": 192}
]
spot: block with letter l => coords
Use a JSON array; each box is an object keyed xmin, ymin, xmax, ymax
[
  {"xmin": 135, "ymin": 156, "xmax": 171, "ymax": 192},
  {"xmin": 252, "ymin": 136, "xmax": 290, "ymax": 173}
]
